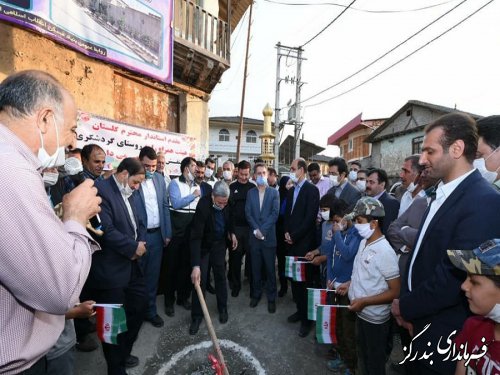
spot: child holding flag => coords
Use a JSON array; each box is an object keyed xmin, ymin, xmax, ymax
[
  {"xmin": 447, "ymin": 239, "xmax": 500, "ymax": 374},
  {"xmin": 341, "ymin": 197, "xmax": 400, "ymax": 375},
  {"xmin": 324, "ymin": 198, "xmax": 362, "ymax": 374}
]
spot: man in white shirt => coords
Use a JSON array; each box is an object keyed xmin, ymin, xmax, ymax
[{"xmin": 391, "ymin": 113, "xmax": 500, "ymax": 375}]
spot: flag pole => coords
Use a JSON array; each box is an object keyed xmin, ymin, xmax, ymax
[{"xmin": 194, "ymin": 282, "xmax": 230, "ymax": 375}]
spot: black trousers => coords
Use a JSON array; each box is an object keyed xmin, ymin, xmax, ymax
[
  {"xmin": 192, "ymin": 240, "xmax": 228, "ymax": 319},
  {"xmin": 164, "ymin": 234, "xmax": 192, "ymax": 306},
  {"xmin": 227, "ymin": 226, "xmax": 251, "ymax": 294},
  {"xmin": 89, "ymin": 263, "xmax": 147, "ymax": 375},
  {"xmin": 275, "ymin": 220, "xmax": 288, "ymax": 291},
  {"xmin": 290, "ymin": 263, "xmax": 314, "ymax": 324}
]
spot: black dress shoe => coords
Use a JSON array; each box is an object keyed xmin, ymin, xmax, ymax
[
  {"xmin": 298, "ymin": 322, "xmax": 312, "ymax": 338},
  {"xmin": 125, "ymin": 355, "xmax": 139, "ymax": 368},
  {"xmin": 147, "ymin": 314, "xmax": 164, "ymax": 328},
  {"xmin": 268, "ymin": 301, "xmax": 276, "ymax": 313},
  {"xmin": 231, "ymin": 289, "xmax": 240, "ymax": 297},
  {"xmin": 278, "ymin": 287, "xmax": 287, "ymax": 297},
  {"xmin": 189, "ymin": 318, "xmax": 202, "ymax": 335},
  {"xmin": 287, "ymin": 311, "xmax": 301, "ymax": 323},
  {"xmin": 249, "ymin": 298, "xmax": 259, "ymax": 308},
  {"xmin": 206, "ymin": 284, "xmax": 216, "ymax": 295},
  {"xmin": 165, "ymin": 305, "xmax": 175, "ymax": 317},
  {"xmin": 219, "ymin": 309, "xmax": 228, "ymax": 324},
  {"xmin": 75, "ymin": 335, "xmax": 99, "ymax": 352}
]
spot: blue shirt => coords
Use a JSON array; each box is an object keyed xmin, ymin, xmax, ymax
[
  {"xmin": 292, "ymin": 179, "xmax": 305, "ymax": 210},
  {"xmin": 325, "ymin": 224, "xmax": 362, "ymax": 285}
]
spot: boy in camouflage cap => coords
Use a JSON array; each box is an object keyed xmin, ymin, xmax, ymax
[
  {"xmin": 447, "ymin": 239, "xmax": 500, "ymax": 375},
  {"xmin": 336, "ymin": 196, "xmax": 399, "ymax": 375}
]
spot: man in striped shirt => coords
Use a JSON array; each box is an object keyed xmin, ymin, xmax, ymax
[{"xmin": 0, "ymin": 70, "xmax": 101, "ymax": 374}]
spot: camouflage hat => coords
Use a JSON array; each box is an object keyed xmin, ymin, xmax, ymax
[
  {"xmin": 447, "ymin": 239, "xmax": 500, "ymax": 276},
  {"xmin": 344, "ymin": 197, "xmax": 385, "ymax": 221}
]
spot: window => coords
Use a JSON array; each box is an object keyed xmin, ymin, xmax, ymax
[
  {"xmin": 219, "ymin": 129, "xmax": 230, "ymax": 142},
  {"xmin": 412, "ymin": 135, "xmax": 424, "ymax": 154},
  {"xmin": 246, "ymin": 130, "xmax": 257, "ymax": 144},
  {"xmin": 348, "ymin": 138, "xmax": 353, "ymax": 152}
]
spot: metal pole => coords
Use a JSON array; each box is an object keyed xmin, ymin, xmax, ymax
[
  {"xmin": 236, "ymin": 1, "xmax": 253, "ymax": 162},
  {"xmin": 274, "ymin": 42, "xmax": 281, "ymax": 171},
  {"xmin": 294, "ymin": 47, "xmax": 303, "ymax": 159}
]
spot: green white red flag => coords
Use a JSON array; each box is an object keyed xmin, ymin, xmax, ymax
[
  {"xmin": 95, "ymin": 304, "xmax": 127, "ymax": 345},
  {"xmin": 293, "ymin": 261, "xmax": 307, "ymax": 282},
  {"xmin": 284, "ymin": 256, "xmax": 298, "ymax": 278},
  {"xmin": 307, "ymin": 288, "xmax": 329, "ymax": 320},
  {"xmin": 316, "ymin": 305, "xmax": 338, "ymax": 344}
]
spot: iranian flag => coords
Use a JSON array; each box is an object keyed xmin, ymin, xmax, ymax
[
  {"xmin": 293, "ymin": 261, "xmax": 307, "ymax": 282},
  {"xmin": 284, "ymin": 256, "xmax": 298, "ymax": 278},
  {"xmin": 95, "ymin": 304, "xmax": 128, "ymax": 345},
  {"xmin": 307, "ymin": 288, "xmax": 329, "ymax": 321},
  {"xmin": 316, "ymin": 305, "xmax": 338, "ymax": 344}
]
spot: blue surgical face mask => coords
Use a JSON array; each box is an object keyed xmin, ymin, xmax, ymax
[
  {"xmin": 145, "ymin": 171, "xmax": 154, "ymax": 179},
  {"xmin": 256, "ymin": 175, "xmax": 267, "ymax": 186}
]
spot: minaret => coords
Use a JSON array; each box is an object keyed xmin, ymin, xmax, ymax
[{"xmin": 260, "ymin": 103, "xmax": 275, "ymax": 167}]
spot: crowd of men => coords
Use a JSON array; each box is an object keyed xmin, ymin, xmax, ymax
[{"xmin": 1, "ymin": 70, "xmax": 500, "ymax": 375}]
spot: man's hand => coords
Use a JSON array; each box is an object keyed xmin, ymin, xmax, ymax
[
  {"xmin": 333, "ymin": 222, "xmax": 342, "ymax": 232},
  {"xmin": 66, "ymin": 300, "xmax": 96, "ymax": 319},
  {"xmin": 191, "ymin": 266, "xmax": 201, "ymax": 285},
  {"xmin": 193, "ymin": 188, "xmax": 201, "ymax": 197},
  {"xmin": 62, "ymin": 179, "xmax": 101, "ymax": 227},
  {"xmin": 254, "ymin": 229, "xmax": 264, "ymax": 240},
  {"xmin": 164, "ymin": 238, "xmax": 171, "ymax": 247},
  {"xmin": 311, "ymin": 255, "xmax": 324, "ymax": 266},
  {"xmin": 391, "ymin": 299, "xmax": 414, "ymax": 336},
  {"xmin": 336, "ymin": 281, "xmax": 350, "ymax": 296},
  {"xmin": 348, "ymin": 298, "xmax": 367, "ymax": 312},
  {"xmin": 284, "ymin": 232, "xmax": 293, "ymax": 245},
  {"xmin": 132, "ymin": 241, "xmax": 147, "ymax": 260},
  {"xmin": 231, "ymin": 233, "xmax": 238, "ymax": 250},
  {"xmin": 304, "ymin": 250, "xmax": 319, "ymax": 261}
]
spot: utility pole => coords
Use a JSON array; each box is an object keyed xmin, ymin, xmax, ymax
[
  {"xmin": 236, "ymin": 1, "xmax": 253, "ymax": 162},
  {"xmin": 273, "ymin": 44, "xmax": 306, "ymax": 169},
  {"xmin": 273, "ymin": 42, "xmax": 281, "ymax": 171},
  {"xmin": 294, "ymin": 47, "xmax": 303, "ymax": 160}
]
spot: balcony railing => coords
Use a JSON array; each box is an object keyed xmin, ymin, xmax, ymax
[{"xmin": 174, "ymin": 0, "xmax": 230, "ymax": 64}]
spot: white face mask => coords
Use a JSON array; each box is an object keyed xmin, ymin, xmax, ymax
[
  {"xmin": 406, "ymin": 182, "xmax": 416, "ymax": 193},
  {"xmin": 329, "ymin": 175, "xmax": 339, "ymax": 187},
  {"xmin": 474, "ymin": 158, "xmax": 498, "ymax": 184},
  {"xmin": 187, "ymin": 170, "xmax": 195, "ymax": 182},
  {"xmin": 354, "ymin": 222, "xmax": 375, "ymax": 239},
  {"xmin": 38, "ymin": 115, "xmax": 66, "ymax": 169},
  {"xmin": 223, "ymin": 170, "xmax": 232, "ymax": 181},
  {"xmin": 356, "ymin": 180, "xmax": 366, "ymax": 192},
  {"xmin": 204, "ymin": 168, "xmax": 214, "ymax": 178},
  {"xmin": 348, "ymin": 170, "xmax": 358, "ymax": 182},
  {"xmin": 320, "ymin": 210, "xmax": 330, "ymax": 221},
  {"xmin": 486, "ymin": 303, "xmax": 500, "ymax": 323},
  {"xmin": 119, "ymin": 174, "xmax": 134, "ymax": 198},
  {"xmin": 289, "ymin": 172, "xmax": 299, "ymax": 184},
  {"xmin": 43, "ymin": 171, "xmax": 59, "ymax": 186}
]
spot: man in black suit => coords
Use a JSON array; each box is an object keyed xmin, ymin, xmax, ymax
[
  {"xmin": 327, "ymin": 157, "xmax": 362, "ymax": 210},
  {"xmin": 87, "ymin": 158, "xmax": 148, "ymax": 374},
  {"xmin": 392, "ymin": 113, "xmax": 500, "ymax": 374},
  {"xmin": 189, "ymin": 181, "xmax": 237, "ymax": 335},
  {"xmin": 284, "ymin": 158, "xmax": 320, "ymax": 337},
  {"xmin": 365, "ymin": 168, "xmax": 400, "ymax": 235}
]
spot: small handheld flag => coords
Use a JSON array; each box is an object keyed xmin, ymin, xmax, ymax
[
  {"xmin": 316, "ymin": 305, "xmax": 338, "ymax": 344},
  {"xmin": 95, "ymin": 304, "xmax": 128, "ymax": 345}
]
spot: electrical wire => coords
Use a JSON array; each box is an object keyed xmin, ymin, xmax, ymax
[
  {"xmin": 300, "ymin": 0, "xmax": 469, "ymax": 104},
  {"xmin": 263, "ymin": 0, "xmax": 458, "ymax": 13},
  {"xmin": 301, "ymin": 0, "xmax": 358, "ymax": 47},
  {"xmin": 303, "ymin": 0, "xmax": 495, "ymax": 108}
]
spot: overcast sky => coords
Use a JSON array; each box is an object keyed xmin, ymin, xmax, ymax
[{"xmin": 209, "ymin": 0, "xmax": 500, "ymax": 157}]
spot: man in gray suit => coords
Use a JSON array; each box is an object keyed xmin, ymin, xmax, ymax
[
  {"xmin": 326, "ymin": 157, "xmax": 361, "ymax": 210},
  {"xmin": 245, "ymin": 163, "xmax": 280, "ymax": 313}
]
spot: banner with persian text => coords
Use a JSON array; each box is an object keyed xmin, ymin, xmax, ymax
[
  {"xmin": 0, "ymin": 0, "xmax": 173, "ymax": 83},
  {"xmin": 76, "ymin": 112, "xmax": 196, "ymax": 176}
]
